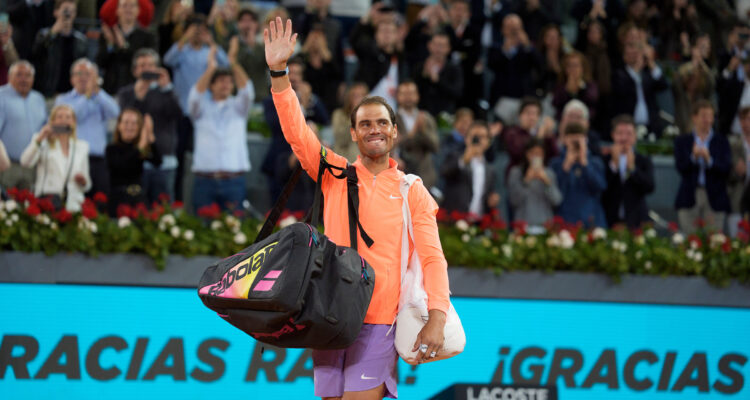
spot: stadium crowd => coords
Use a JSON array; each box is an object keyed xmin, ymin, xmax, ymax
[{"xmin": 2, "ymin": 0, "xmax": 750, "ymax": 236}]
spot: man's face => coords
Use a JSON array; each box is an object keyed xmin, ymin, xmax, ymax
[
  {"xmin": 375, "ymin": 22, "xmax": 398, "ymax": 50},
  {"xmin": 307, "ymin": 0, "xmax": 330, "ymax": 11},
  {"xmin": 117, "ymin": 0, "xmax": 139, "ymax": 25},
  {"xmin": 396, "ymin": 83, "xmax": 419, "ymax": 110},
  {"xmin": 210, "ymin": 75, "xmax": 234, "ymax": 100},
  {"xmin": 563, "ymin": 133, "xmax": 585, "ymax": 151},
  {"xmin": 466, "ymin": 125, "xmax": 490, "ymax": 151},
  {"xmin": 518, "ymin": 104, "xmax": 540, "ymax": 131},
  {"xmin": 502, "ymin": 15, "xmax": 522, "ymax": 39},
  {"xmin": 448, "ymin": 1, "xmax": 469, "ymax": 26},
  {"xmin": 288, "ymin": 63, "xmax": 304, "ymax": 89},
  {"xmin": 428, "ymin": 35, "xmax": 450, "ymax": 59},
  {"xmin": 54, "ymin": 1, "xmax": 77, "ymax": 24},
  {"xmin": 623, "ymin": 41, "xmax": 642, "ymax": 66},
  {"xmin": 692, "ymin": 107, "xmax": 714, "ymax": 134},
  {"xmin": 133, "ymin": 55, "xmax": 158, "ymax": 79},
  {"xmin": 9, "ymin": 64, "xmax": 34, "ymax": 96},
  {"xmin": 561, "ymin": 109, "xmax": 589, "ymax": 133},
  {"xmin": 350, "ymin": 103, "xmax": 397, "ymax": 158},
  {"xmin": 237, "ymin": 13, "xmax": 258, "ymax": 36},
  {"xmin": 612, "ymin": 123, "xmax": 636, "ymax": 149},
  {"xmin": 454, "ymin": 114, "xmax": 473, "ymax": 136},
  {"xmin": 71, "ymin": 63, "xmax": 92, "ymax": 94}
]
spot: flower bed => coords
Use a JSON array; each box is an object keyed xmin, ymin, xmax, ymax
[{"xmin": 2, "ymin": 189, "xmax": 749, "ymax": 286}]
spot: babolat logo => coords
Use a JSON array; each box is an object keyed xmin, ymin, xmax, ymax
[
  {"xmin": 205, "ymin": 242, "xmax": 278, "ymax": 297},
  {"xmin": 491, "ymin": 346, "xmax": 747, "ymax": 395}
]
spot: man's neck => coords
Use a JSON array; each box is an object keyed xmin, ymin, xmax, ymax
[
  {"xmin": 11, "ymin": 86, "xmax": 29, "ymax": 98},
  {"xmin": 119, "ymin": 21, "xmax": 136, "ymax": 34},
  {"xmin": 240, "ymin": 31, "xmax": 255, "ymax": 45},
  {"xmin": 696, "ymin": 129, "xmax": 711, "ymax": 139},
  {"xmin": 360, "ymin": 154, "xmax": 391, "ymax": 176}
]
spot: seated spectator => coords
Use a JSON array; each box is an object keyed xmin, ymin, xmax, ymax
[
  {"xmin": 501, "ymin": 97, "xmax": 557, "ymax": 176},
  {"xmin": 31, "ymin": 0, "xmax": 88, "ymax": 97},
  {"xmin": 534, "ymin": 24, "xmax": 564, "ymax": 97},
  {"xmin": 117, "ymin": 48, "xmax": 183, "ymax": 204},
  {"xmin": 440, "ymin": 121, "xmax": 500, "ymax": 220},
  {"xmin": 188, "ymin": 45, "xmax": 253, "ymax": 212},
  {"xmin": 717, "ymin": 41, "xmax": 750, "ymax": 136},
  {"xmin": 728, "ymin": 106, "xmax": 750, "ymax": 235},
  {"xmin": 351, "ymin": 16, "xmax": 408, "ymax": 107},
  {"xmin": 507, "ymin": 137, "xmax": 562, "ymax": 228},
  {"xmin": 445, "ymin": 0, "xmax": 483, "ymax": 112},
  {"xmin": 611, "ymin": 35, "xmax": 668, "ymax": 135},
  {"xmin": 549, "ymin": 122, "xmax": 607, "ymax": 228},
  {"xmin": 106, "ymin": 109, "xmax": 161, "ymax": 216},
  {"xmin": 207, "ymin": 0, "xmax": 239, "ymax": 50},
  {"xmin": 673, "ymin": 45, "xmax": 715, "ymax": 135},
  {"xmin": 601, "ymin": 115, "xmax": 655, "ymax": 229},
  {"xmin": 235, "ymin": 8, "xmax": 269, "ymax": 102},
  {"xmin": 413, "ymin": 31, "xmax": 463, "ymax": 117},
  {"xmin": 300, "ymin": 26, "xmax": 341, "ymax": 113},
  {"xmin": 0, "ymin": 61, "xmax": 47, "ymax": 191},
  {"xmin": 20, "ymin": 104, "xmax": 91, "ymax": 212},
  {"xmin": 553, "ymin": 51, "xmax": 599, "ymax": 122},
  {"xmin": 332, "ymin": 82, "xmax": 369, "ymax": 162},
  {"xmin": 97, "ymin": 0, "xmax": 157, "ymax": 95},
  {"xmin": 0, "ymin": 22, "xmax": 19, "ymax": 86},
  {"xmin": 55, "ymin": 59, "xmax": 121, "ymax": 198},
  {"xmin": 557, "ymin": 99, "xmax": 602, "ymax": 155},
  {"xmin": 488, "ymin": 14, "xmax": 537, "ymax": 125},
  {"xmin": 395, "ymin": 80, "xmax": 439, "ymax": 189},
  {"xmin": 674, "ymin": 101, "xmax": 731, "ymax": 233}
]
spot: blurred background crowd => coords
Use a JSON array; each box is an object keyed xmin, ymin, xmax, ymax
[{"xmin": 2, "ymin": 0, "xmax": 750, "ymax": 236}]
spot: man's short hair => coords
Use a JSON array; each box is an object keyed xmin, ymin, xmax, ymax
[
  {"xmin": 54, "ymin": 0, "xmax": 75, "ymax": 10},
  {"xmin": 467, "ymin": 120, "xmax": 489, "ymax": 134},
  {"xmin": 210, "ymin": 67, "xmax": 233, "ymax": 85},
  {"xmin": 454, "ymin": 107, "xmax": 473, "ymax": 122},
  {"xmin": 9, "ymin": 60, "xmax": 36, "ymax": 76},
  {"xmin": 562, "ymin": 99, "xmax": 590, "ymax": 120},
  {"xmin": 350, "ymin": 96, "xmax": 397, "ymax": 128},
  {"xmin": 132, "ymin": 48, "xmax": 161, "ymax": 70},
  {"xmin": 186, "ymin": 13, "xmax": 207, "ymax": 28},
  {"xmin": 237, "ymin": 7, "xmax": 258, "ymax": 21},
  {"xmin": 611, "ymin": 114, "xmax": 635, "ymax": 131},
  {"xmin": 519, "ymin": 96, "xmax": 541, "ymax": 114},
  {"xmin": 691, "ymin": 99, "xmax": 714, "ymax": 116},
  {"xmin": 739, "ymin": 106, "xmax": 750, "ymax": 119},
  {"xmin": 564, "ymin": 122, "xmax": 586, "ymax": 136},
  {"xmin": 70, "ymin": 58, "xmax": 97, "ymax": 75}
]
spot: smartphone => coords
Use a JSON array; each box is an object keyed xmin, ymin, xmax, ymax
[
  {"xmin": 472, "ymin": 136, "xmax": 481, "ymax": 145},
  {"xmin": 531, "ymin": 157, "xmax": 543, "ymax": 169},
  {"xmin": 141, "ymin": 71, "xmax": 161, "ymax": 81},
  {"xmin": 52, "ymin": 125, "xmax": 73, "ymax": 134}
]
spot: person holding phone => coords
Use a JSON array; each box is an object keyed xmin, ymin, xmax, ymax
[
  {"xmin": 507, "ymin": 138, "xmax": 562, "ymax": 229},
  {"xmin": 20, "ymin": 105, "xmax": 91, "ymax": 212}
]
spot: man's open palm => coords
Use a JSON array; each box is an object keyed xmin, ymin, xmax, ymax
[{"xmin": 264, "ymin": 17, "xmax": 297, "ymax": 70}]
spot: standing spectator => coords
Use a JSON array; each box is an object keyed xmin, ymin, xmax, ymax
[
  {"xmin": 207, "ymin": 0, "xmax": 239, "ymax": 50},
  {"xmin": 300, "ymin": 26, "xmax": 341, "ymax": 113},
  {"xmin": 413, "ymin": 31, "xmax": 463, "ymax": 117},
  {"xmin": 611, "ymin": 37, "xmax": 668, "ymax": 135},
  {"xmin": 188, "ymin": 43, "xmax": 253, "ymax": 211},
  {"xmin": 332, "ymin": 82, "xmax": 368, "ymax": 162},
  {"xmin": 488, "ymin": 14, "xmax": 537, "ymax": 125},
  {"xmin": 117, "ymin": 48, "xmax": 183, "ymax": 204},
  {"xmin": 20, "ymin": 104, "xmax": 90, "ymax": 212},
  {"xmin": 517, "ymin": 0, "xmax": 554, "ymax": 42},
  {"xmin": 99, "ymin": 0, "xmax": 155, "ymax": 28},
  {"xmin": 7, "ymin": 0, "xmax": 54, "ymax": 60},
  {"xmin": 658, "ymin": 0, "xmax": 699, "ymax": 62},
  {"xmin": 55, "ymin": 59, "xmax": 120, "ymax": 198},
  {"xmin": 571, "ymin": 0, "xmax": 625, "ymax": 64},
  {"xmin": 0, "ymin": 61, "xmax": 47, "ymax": 190},
  {"xmin": 579, "ymin": 20, "xmax": 611, "ymax": 134},
  {"xmin": 601, "ymin": 115, "xmax": 655, "ymax": 229},
  {"xmin": 350, "ymin": 15, "xmax": 408, "ymax": 108},
  {"xmin": 106, "ymin": 108, "xmax": 161, "ymax": 216},
  {"xmin": 674, "ymin": 101, "xmax": 731, "ymax": 233},
  {"xmin": 440, "ymin": 121, "xmax": 500, "ymax": 220},
  {"xmin": 404, "ymin": 4, "xmax": 449, "ymax": 67},
  {"xmin": 553, "ymin": 51, "xmax": 599, "ymax": 122},
  {"xmin": 445, "ymin": 0, "xmax": 482, "ymax": 113},
  {"xmin": 31, "ymin": 0, "xmax": 88, "ymax": 97},
  {"xmin": 501, "ymin": 97, "xmax": 557, "ymax": 176},
  {"xmin": 440, "ymin": 107, "xmax": 473, "ymax": 157},
  {"xmin": 395, "ymin": 80, "xmax": 439, "ymax": 189},
  {"xmin": 534, "ymin": 24, "xmax": 564, "ymax": 97},
  {"xmin": 235, "ymin": 8, "xmax": 269, "ymax": 102},
  {"xmin": 295, "ymin": 0, "xmax": 344, "ymax": 68},
  {"xmin": 728, "ymin": 107, "xmax": 750, "ymax": 235},
  {"xmin": 549, "ymin": 122, "xmax": 607, "ymax": 228},
  {"xmin": 673, "ymin": 46, "xmax": 715, "ymax": 135},
  {"xmin": 557, "ymin": 99, "xmax": 602, "ymax": 155},
  {"xmin": 0, "ymin": 20, "xmax": 20, "ymax": 85},
  {"xmin": 97, "ymin": 0, "xmax": 157, "ymax": 95},
  {"xmin": 717, "ymin": 43, "xmax": 750, "ymax": 136},
  {"xmin": 158, "ymin": 0, "xmax": 193, "ymax": 58},
  {"xmin": 507, "ymin": 138, "xmax": 562, "ymax": 228}
]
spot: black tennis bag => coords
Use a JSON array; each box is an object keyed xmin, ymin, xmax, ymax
[{"xmin": 198, "ymin": 150, "xmax": 375, "ymax": 349}]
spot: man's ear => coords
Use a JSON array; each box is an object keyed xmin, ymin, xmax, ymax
[
  {"xmin": 392, "ymin": 123, "xmax": 398, "ymax": 138},
  {"xmin": 350, "ymin": 127, "xmax": 358, "ymax": 142}
]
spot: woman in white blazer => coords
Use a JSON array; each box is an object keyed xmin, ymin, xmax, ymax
[{"xmin": 20, "ymin": 104, "xmax": 91, "ymax": 212}]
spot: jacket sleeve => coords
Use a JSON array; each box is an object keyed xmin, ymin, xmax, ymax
[
  {"xmin": 628, "ymin": 154, "xmax": 655, "ymax": 195},
  {"xmin": 581, "ymin": 156, "xmax": 607, "ymax": 194},
  {"xmin": 674, "ymin": 135, "xmax": 698, "ymax": 175},
  {"xmin": 271, "ymin": 86, "xmax": 347, "ymax": 181},
  {"xmin": 408, "ymin": 180, "xmax": 450, "ymax": 314},
  {"xmin": 20, "ymin": 134, "xmax": 43, "ymax": 168}
]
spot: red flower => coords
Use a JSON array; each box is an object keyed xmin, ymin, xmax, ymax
[
  {"xmin": 25, "ymin": 203, "xmax": 41, "ymax": 217},
  {"xmin": 134, "ymin": 202, "xmax": 149, "ymax": 218},
  {"xmin": 511, "ymin": 220, "xmax": 527, "ymax": 235},
  {"xmin": 633, "ymin": 228, "xmax": 643, "ymax": 237},
  {"xmin": 81, "ymin": 202, "xmax": 98, "ymax": 220},
  {"xmin": 6, "ymin": 187, "xmax": 19, "ymax": 200},
  {"xmin": 172, "ymin": 201, "xmax": 184, "ymax": 209},
  {"xmin": 117, "ymin": 204, "xmax": 134, "ymax": 219},
  {"xmin": 587, "ymin": 231, "xmax": 594, "ymax": 243},
  {"xmin": 449, "ymin": 210, "xmax": 467, "ymax": 222},
  {"xmin": 158, "ymin": 193, "xmax": 171, "ymax": 203},
  {"xmin": 688, "ymin": 234, "xmax": 702, "ymax": 249},
  {"xmin": 479, "ymin": 214, "xmax": 493, "ymax": 230},
  {"xmin": 436, "ymin": 208, "xmax": 449, "ymax": 222},
  {"xmin": 148, "ymin": 211, "xmax": 160, "ymax": 221},
  {"xmin": 491, "ymin": 219, "xmax": 507, "ymax": 230},
  {"xmin": 38, "ymin": 198, "xmax": 56, "ymax": 212},
  {"xmin": 93, "ymin": 192, "xmax": 108, "ymax": 203},
  {"xmin": 668, "ymin": 222, "xmax": 679, "ymax": 233},
  {"xmin": 197, "ymin": 203, "xmax": 221, "ymax": 219},
  {"xmin": 15, "ymin": 188, "xmax": 35, "ymax": 203},
  {"xmin": 693, "ymin": 218, "xmax": 706, "ymax": 229},
  {"xmin": 721, "ymin": 240, "xmax": 732, "ymax": 253},
  {"xmin": 54, "ymin": 209, "xmax": 72, "ymax": 223}
]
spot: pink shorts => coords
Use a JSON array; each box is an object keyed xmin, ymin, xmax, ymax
[{"xmin": 312, "ymin": 324, "xmax": 398, "ymax": 398}]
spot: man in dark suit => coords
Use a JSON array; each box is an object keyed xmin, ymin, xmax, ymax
[
  {"xmin": 674, "ymin": 100, "xmax": 731, "ymax": 233},
  {"xmin": 717, "ymin": 47, "xmax": 750, "ymax": 136},
  {"xmin": 611, "ymin": 38, "xmax": 668, "ymax": 135},
  {"xmin": 601, "ymin": 115, "xmax": 655, "ymax": 229},
  {"xmin": 440, "ymin": 121, "xmax": 500, "ymax": 219}
]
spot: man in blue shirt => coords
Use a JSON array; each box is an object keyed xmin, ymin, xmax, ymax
[
  {"xmin": 549, "ymin": 122, "xmax": 608, "ymax": 228},
  {"xmin": 0, "ymin": 60, "xmax": 47, "ymax": 191},
  {"xmin": 674, "ymin": 100, "xmax": 731, "ymax": 233},
  {"xmin": 55, "ymin": 58, "xmax": 120, "ymax": 197},
  {"xmin": 188, "ymin": 40, "xmax": 253, "ymax": 212}
]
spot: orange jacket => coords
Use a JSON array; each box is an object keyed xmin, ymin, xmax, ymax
[{"xmin": 272, "ymin": 87, "xmax": 450, "ymax": 324}]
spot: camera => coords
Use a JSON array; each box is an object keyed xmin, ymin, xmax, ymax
[
  {"xmin": 378, "ymin": 0, "xmax": 395, "ymax": 12},
  {"xmin": 140, "ymin": 71, "xmax": 161, "ymax": 81},
  {"xmin": 471, "ymin": 136, "xmax": 481, "ymax": 145},
  {"xmin": 52, "ymin": 125, "xmax": 73, "ymax": 134},
  {"xmin": 62, "ymin": 8, "xmax": 73, "ymax": 19}
]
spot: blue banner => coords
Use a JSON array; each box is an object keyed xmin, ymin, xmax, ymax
[{"xmin": 1, "ymin": 283, "xmax": 748, "ymax": 399}]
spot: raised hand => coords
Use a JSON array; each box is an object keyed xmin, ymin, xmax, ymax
[
  {"xmin": 228, "ymin": 35, "xmax": 240, "ymax": 65},
  {"xmin": 207, "ymin": 45, "xmax": 217, "ymax": 70},
  {"xmin": 264, "ymin": 17, "xmax": 298, "ymax": 70}
]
